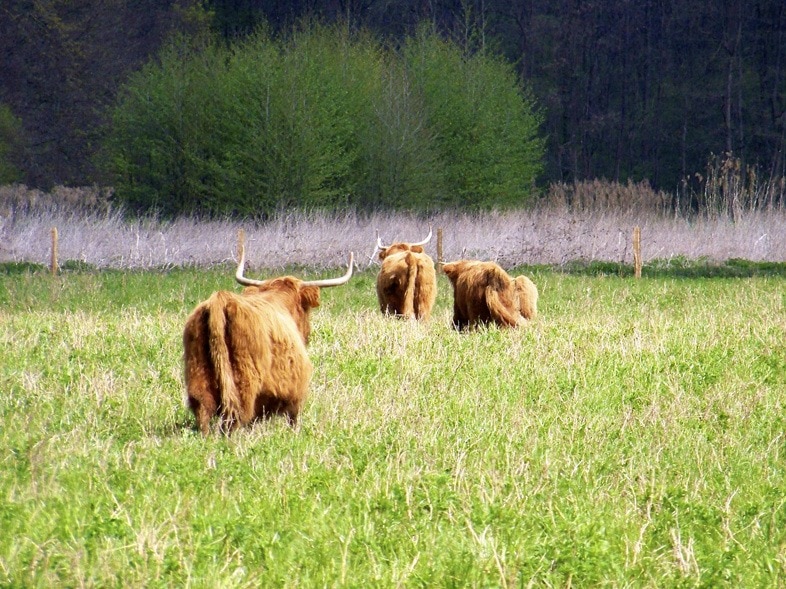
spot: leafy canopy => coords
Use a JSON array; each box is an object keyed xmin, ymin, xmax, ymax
[{"xmin": 102, "ymin": 23, "xmax": 544, "ymax": 217}]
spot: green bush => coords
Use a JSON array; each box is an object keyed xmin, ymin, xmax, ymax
[
  {"xmin": 252, "ymin": 24, "xmax": 374, "ymax": 210},
  {"xmin": 102, "ymin": 22, "xmax": 545, "ymax": 216},
  {"xmin": 354, "ymin": 51, "xmax": 448, "ymax": 210},
  {"xmin": 404, "ymin": 28, "xmax": 544, "ymax": 209}
]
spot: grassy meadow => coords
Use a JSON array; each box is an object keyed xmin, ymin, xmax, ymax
[{"xmin": 2, "ymin": 261, "xmax": 786, "ymax": 587}]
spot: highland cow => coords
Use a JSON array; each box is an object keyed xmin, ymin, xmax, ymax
[
  {"xmin": 442, "ymin": 260, "xmax": 538, "ymax": 330},
  {"xmin": 183, "ymin": 247, "xmax": 354, "ymax": 435},
  {"xmin": 375, "ymin": 227, "xmax": 437, "ymax": 321}
]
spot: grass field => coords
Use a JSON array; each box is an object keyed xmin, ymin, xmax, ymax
[{"xmin": 1, "ymin": 263, "xmax": 786, "ymax": 587}]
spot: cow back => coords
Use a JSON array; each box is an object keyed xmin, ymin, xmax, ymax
[
  {"xmin": 377, "ymin": 249, "xmax": 436, "ymax": 320},
  {"xmin": 217, "ymin": 291, "xmax": 313, "ymax": 421},
  {"xmin": 242, "ymin": 278, "xmax": 320, "ymax": 344}
]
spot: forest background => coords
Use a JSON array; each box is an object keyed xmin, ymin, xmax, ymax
[{"xmin": 1, "ymin": 0, "xmax": 785, "ymax": 216}]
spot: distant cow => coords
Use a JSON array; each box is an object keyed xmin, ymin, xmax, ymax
[
  {"xmin": 375, "ymin": 227, "xmax": 437, "ymax": 320},
  {"xmin": 442, "ymin": 260, "xmax": 538, "ymax": 330},
  {"xmin": 183, "ymin": 248, "xmax": 354, "ymax": 435}
]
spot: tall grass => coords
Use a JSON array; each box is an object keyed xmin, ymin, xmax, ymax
[
  {"xmin": 1, "ymin": 266, "xmax": 785, "ymax": 586},
  {"xmin": 1, "ymin": 178, "xmax": 786, "ymax": 271},
  {"xmin": 679, "ymin": 153, "xmax": 786, "ymax": 219}
]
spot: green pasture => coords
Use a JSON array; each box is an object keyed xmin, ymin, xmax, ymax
[{"xmin": 1, "ymin": 263, "xmax": 785, "ymax": 587}]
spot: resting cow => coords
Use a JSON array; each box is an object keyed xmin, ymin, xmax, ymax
[
  {"xmin": 375, "ymin": 227, "xmax": 437, "ymax": 321},
  {"xmin": 442, "ymin": 260, "xmax": 538, "ymax": 330},
  {"xmin": 183, "ymin": 247, "xmax": 354, "ymax": 435}
]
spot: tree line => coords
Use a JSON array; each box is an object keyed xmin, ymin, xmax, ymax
[
  {"xmin": 103, "ymin": 25, "xmax": 542, "ymax": 215},
  {"xmin": 1, "ymin": 0, "xmax": 784, "ymax": 209}
]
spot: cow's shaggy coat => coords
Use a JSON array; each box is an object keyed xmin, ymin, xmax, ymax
[
  {"xmin": 183, "ymin": 252, "xmax": 352, "ymax": 435},
  {"xmin": 442, "ymin": 260, "xmax": 538, "ymax": 330},
  {"xmin": 514, "ymin": 275, "xmax": 539, "ymax": 321},
  {"xmin": 375, "ymin": 228, "xmax": 437, "ymax": 321},
  {"xmin": 376, "ymin": 244, "xmax": 437, "ymax": 321}
]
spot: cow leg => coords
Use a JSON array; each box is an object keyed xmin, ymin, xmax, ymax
[
  {"xmin": 184, "ymin": 307, "xmax": 219, "ymax": 436},
  {"xmin": 285, "ymin": 401, "xmax": 301, "ymax": 428},
  {"xmin": 188, "ymin": 396, "xmax": 216, "ymax": 436},
  {"xmin": 186, "ymin": 381, "xmax": 218, "ymax": 436}
]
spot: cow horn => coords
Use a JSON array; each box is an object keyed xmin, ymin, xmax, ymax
[
  {"xmin": 410, "ymin": 225, "xmax": 433, "ymax": 247},
  {"xmin": 302, "ymin": 252, "xmax": 355, "ymax": 287},
  {"xmin": 376, "ymin": 230, "xmax": 386, "ymax": 251},
  {"xmin": 237, "ymin": 247, "xmax": 355, "ymax": 288},
  {"xmin": 376, "ymin": 225, "xmax": 432, "ymax": 250},
  {"xmin": 235, "ymin": 242, "xmax": 268, "ymax": 286}
]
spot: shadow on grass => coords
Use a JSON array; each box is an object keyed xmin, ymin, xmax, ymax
[
  {"xmin": 6, "ymin": 258, "xmax": 786, "ymax": 280},
  {"xmin": 551, "ymin": 258, "xmax": 786, "ymax": 278},
  {"xmin": 0, "ymin": 260, "xmax": 100, "ymax": 275},
  {"xmin": 0, "ymin": 261, "xmax": 47, "ymax": 275}
]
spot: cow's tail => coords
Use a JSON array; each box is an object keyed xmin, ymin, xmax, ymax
[
  {"xmin": 485, "ymin": 271, "xmax": 521, "ymax": 327},
  {"xmin": 401, "ymin": 252, "xmax": 418, "ymax": 319},
  {"xmin": 206, "ymin": 291, "xmax": 243, "ymax": 428},
  {"xmin": 485, "ymin": 288, "xmax": 520, "ymax": 327}
]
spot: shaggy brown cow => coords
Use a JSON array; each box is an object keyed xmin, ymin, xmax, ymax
[
  {"xmin": 183, "ymin": 248, "xmax": 354, "ymax": 435},
  {"xmin": 442, "ymin": 260, "xmax": 538, "ymax": 330},
  {"xmin": 375, "ymin": 227, "xmax": 437, "ymax": 320}
]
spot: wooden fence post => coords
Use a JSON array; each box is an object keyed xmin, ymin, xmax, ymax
[
  {"xmin": 237, "ymin": 228, "xmax": 246, "ymax": 261},
  {"xmin": 436, "ymin": 227, "xmax": 444, "ymax": 270},
  {"xmin": 633, "ymin": 226, "xmax": 642, "ymax": 279},
  {"xmin": 50, "ymin": 227, "xmax": 58, "ymax": 275}
]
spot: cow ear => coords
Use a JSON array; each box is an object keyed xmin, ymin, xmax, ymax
[
  {"xmin": 378, "ymin": 248, "xmax": 389, "ymax": 260},
  {"xmin": 299, "ymin": 285, "xmax": 321, "ymax": 309},
  {"xmin": 410, "ymin": 245, "xmax": 424, "ymax": 253}
]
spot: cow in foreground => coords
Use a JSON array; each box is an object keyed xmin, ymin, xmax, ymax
[
  {"xmin": 183, "ymin": 248, "xmax": 354, "ymax": 435},
  {"xmin": 375, "ymin": 227, "xmax": 437, "ymax": 321},
  {"xmin": 442, "ymin": 260, "xmax": 538, "ymax": 330}
]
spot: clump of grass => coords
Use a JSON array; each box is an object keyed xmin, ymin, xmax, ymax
[
  {"xmin": 678, "ymin": 152, "xmax": 786, "ymax": 219},
  {"xmin": 542, "ymin": 178, "xmax": 674, "ymax": 214}
]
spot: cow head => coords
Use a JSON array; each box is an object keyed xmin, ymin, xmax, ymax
[
  {"xmin": 235, "ymin": 246, "xmax": 354, "ymax": 342},
  {"xmin": 376, "ymin": 225, "xmax": 432, "ymax": 260}
]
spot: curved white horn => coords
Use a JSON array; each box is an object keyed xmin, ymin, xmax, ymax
[
  {"xmin": 235, "ymin": 242, "xmax": 269, "ymax": 287},
  {"xmin": 410, "ymin": 224, "xmax": 433, "ymax": 247},
  {"xmin": 238, "ymin": 249, "xmax": 355, "ymax": 288},
  {"xmin": 376, "ymin": 225, "xmax": 432, "ymax": 250},
  {"xmin": 302, "ymin": 252, "xmax": 354, "ymax": 288}
]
